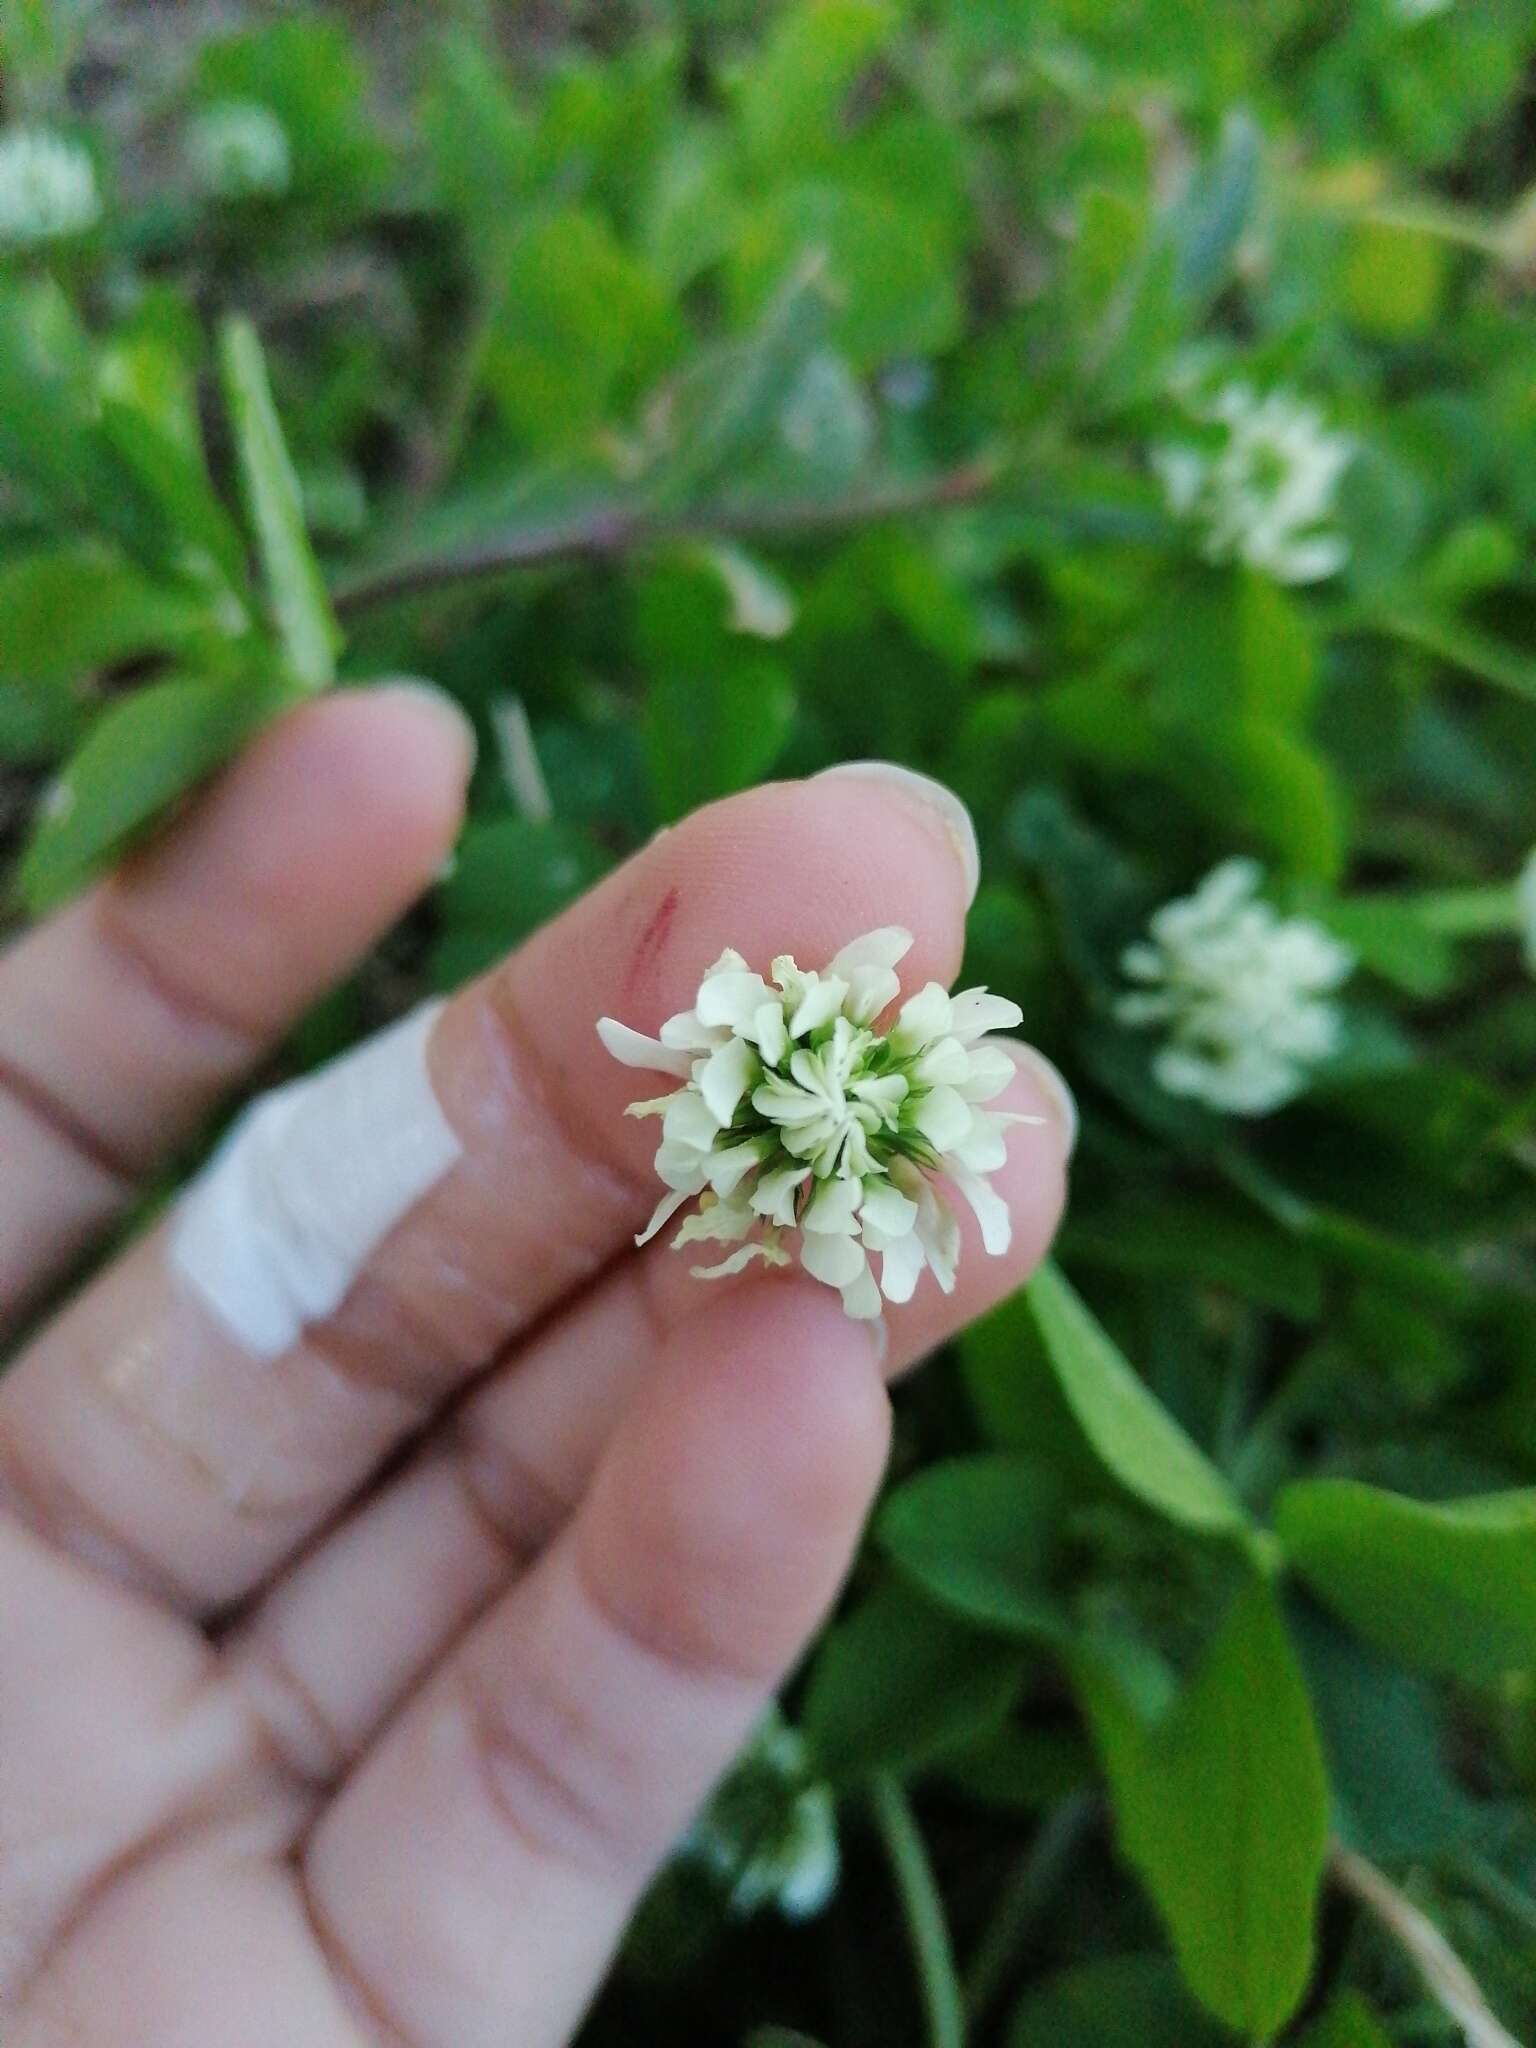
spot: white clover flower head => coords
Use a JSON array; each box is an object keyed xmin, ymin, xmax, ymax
[
  {"xmin": 679, "ymin": 1709, "xmax": 839, "ymax": 1920},
  {"xmin": 1396, "ymin": 0, "xmax": 1453, "ymax": 19},
  {"xmin": 0, "ymin": 128, "xmax": 101, "ymax": 251},
  {"xmin": 598, "ymin": 927, "xmax": 1032, "ymax": 1321},
  {"xmin": 1116, "ymin": 859, "xmax": 1355, "ymax": 1117},
  {"xmin": 188, "ymin": 100, "xmax": 292, "ymax": 200},
  {"xmin": 1154, "ymin": 379, "xmax": 1354, "ymax": 585},
  {"xmin": 1517, "ymin": 849, "xmax": 1536, "ymax": 976}
]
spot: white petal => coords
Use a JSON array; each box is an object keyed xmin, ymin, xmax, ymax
[
  {"xmin": 948, "ymin": 988, "xmax": 1024, "ymax": 1043},
  {"xmin": 951, "ymin": 1113, "xmax": 1009, "ymax": 1172},
  {"xmin": 659, "ymin": 1007, "xmax": 727, "ymax": 1052},
  {"xmin": 789, "ymin": 975, "xmax": 849, "ymax": 1038},
  {"xmin": 664, "ymin": 1089, "xmax": 723, "ymax": 1150},
  {"xmin": 635, "ymin": 1185, "xmax": 693, "ymax": 1247},
  {"xmin": 622, "ymin": 1092, "xmax": 683, "ymax": 1120},
  {"xmin": 893, "ymin": 982, "xmax": 952, "ymax": 1053},
  {"xmin": 693, "ymin": 1240, "xmax": 792, "ymax": 1280},
  {"xmin": 780, "ymin": 1114, "xmax": 841, "ymax": 1160},
  {"xmin": 699, "ymin": 1035, "xmax": 758, "ymax": 1125},
  {"xmin": 912, "ymin": 1084, "xmax": 973, "ymax": 1153},
  {"xmin": 673, "ymin": 1195, "xmax": 755, "ymax": 1247},
  {"xmin": 655, "ymin": 1139, "xmax": 712, "ymax": 1190},
  {"xmin": 840, "ymin": 1264, "xmax": 884, "ymax": 1321},
  {"xmin": 696, "ymin": 970, "xmax": 775, "ymax": 1031},
  {"xmin": 751, "ymin": 1000, "xmax": 789, "ymax": 1067},
  {"xmin": 754, "ymin": 1077, "xmax": 827, "ymax": 1126},
  {"xmin": 828, "ymin": 927, "xmax": 914, "ymax": 978},
  {"xmin": 951, "ymin": 1163, "xmax": 1012, "ymax": 1255},
  {"xmin": 843, "ymin": 966, "xmax": 902, "ymax": 1025},
  {"xmin": 914, "ymin": 1183, "xmax": 961, "ymax": 1292},
  {"xmin": 800, "ymin": 1229, "xmax": 866, "ymax": 1288},
  {"xmin": 849, "ymin": 1072, "xmax": 907, "ymax": 1126},
  {"xmin": 707, "ymin": 1139, "xmax": 774, "ymax": 1197},
  {"xmin": 878, "ymin": 1228, "xmax": 927, "ymax": 1304},
  {"xmin": 957, "ymin": 1043, "xmax": 1016, "ymax": 1102},
  {"xmin": 596, "ymin": 1017, "xmax": 694, "ymax": 1078},
  {"xmin": 704, "ymin": 947, "xmax": 750, "ymax": 975},
  {"xmin": 914, "ymin": 1035, "xmax": 971, "ymax": 1086},
  {"xmin": 859, "ymin": 1179, "xmax": 918, "ymax": 1239},
  {"xmin": 751, "ymin": 1165, "xmax": 811, "ymax": 1225},
  {"xmin": 804, "ymin": 1177, "xmax": 862, "ymax": 1234}
]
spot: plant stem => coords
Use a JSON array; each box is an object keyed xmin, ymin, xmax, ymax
[
  {"xmin": 963, "ymin": 1794, "xmax": 1098, "ymax": 2027},
  {"xmin": 871, "ymin": 1775, "xmax": 966, "ymax": 2048},
  {"xmin": 332, "ymin": 459, "xmax": 999, "ymax": 615},
  {"xmin": 1331, "ymin": 1844, "xmax": 1522, "ymax": 2048},
  {"xmin": 1405, "ymin": 884, "xmax": 1520, "ymax": 938}
]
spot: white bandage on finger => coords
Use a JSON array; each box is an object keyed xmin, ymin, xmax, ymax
[{"xmin": 169, "ymin": 1000, "xmax": 462, "ymax": 1358}]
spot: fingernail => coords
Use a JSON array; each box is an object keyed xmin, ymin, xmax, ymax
[
  {"xmin": 816, "ymin": 761, "xmax": 980, "ymax": 905},
  {"xmin": 1011, "ymin": 1044, "xmax": 1078, "ymax": 1161},
  {"xmin": 375, "ymin": 679, "xmax": 479, "ymax": 776}
]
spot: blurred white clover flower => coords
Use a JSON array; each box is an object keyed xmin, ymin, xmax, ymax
[
  {"xmin": 0, "ymin": 128, "xmax": 100, "ymax": 251},
  {"xmin": 1396, "ymin": 0, "xmax": 1454, "ymax": 19},
  {"xmin": 1116, "ymin": 859, "xmax": 1355, "ymax": 1116},
  {"xmin": 1517, "ymin": 850, "xmax": 1536, "ymax": 975},
  {"xmin": 679, "ymin": 1709, "xmax": 839, "ymax": 1920},
  {"xmin": 598, "ymin": 927, "xmax": 1031, "ymax": 1321},
  {"xmin": 1154, "ymin": 381, "xmax": 1354, "ymax": 585},
  {"xmin": 188, "ymin": 100, "xmax": 292, "ymax": 200}
]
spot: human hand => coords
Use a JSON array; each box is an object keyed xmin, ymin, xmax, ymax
[{"xmin": 0, "ymin": 687, "xmax": 1071, "ymax": 2047}]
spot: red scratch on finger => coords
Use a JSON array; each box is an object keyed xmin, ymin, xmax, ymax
[{"xmin": 625, "ymin": 884, "xmax": 682, "ymax": 998}]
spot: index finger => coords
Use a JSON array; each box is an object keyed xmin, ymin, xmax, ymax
[{"xmin": 0, "ymin": 767, "xmax": 980, "ymax": 1610}]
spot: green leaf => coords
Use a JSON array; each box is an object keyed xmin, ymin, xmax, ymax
[
  {"xmin": 1292, "ymin": 1605, "xmax": 1476, "ymax": 1862},
  {"xmin": 97, "ymin": 396, "xmax": 251, "ymax": 602},
  {"xmin": 218, "ymin": 317, "xmax": 339, "ymax": 693},
  {"xmin": 1077, "ymin": 1575, "xmax": 1330, "ymax": 2037},
  {"xmin": 1276, "ymin": 1479, "xmax": 1536, "ymax": 1683},
  {"xmin": 801, "ymin": 1582, "xmax": 1029, "ymax": 1790},
  {"xmin": 430, "ymin": 815, "xmax": 607, "ymax": 990},
  {"xmin": 0, "ymin": 677, "xmax": 88, "ymax": 763},
  {"xmin": 483, "ymin": 209, "xmax": 676, "ymax": 453},
  {"xmin": 937, "ymin": 1721, "xmax": 1097, "ymax": 1813},
  {"xmin": 731, "ymin": 180, "xmax": 964, "ymax": 368},
  {"xmin": 0, "ymin": 282, "xmax": 169, "ymax": 571},
  {"xmin": 959, "ymin": 1287, "xmax": 1110, "ymax": 1486},
  {"xmin": 0, "ymin": 545, "xmax": 214, "ymax": 688},
  {"xmin": 1319, "ymin": 897, "xmax": 1460, "ymax": 1000},
  {"xmin": 1162, "ymin": 715, "xmax": 1345, "ymax": 883},
  {"xmin": 1344, "ymin": 221, "xmax": 1448, "ymax": 337},
  {"xmin": 197, "ymin": 15, "xmax": 386, "ymax": 206},
  {"xmin": 17, "ymin": 669, "xmax": 292, "ymax": 914},
  {"xmin": 638, "ymin": 564, "xmax": 797, "ymax": 820},
  {"xmin": 1380, "ymin": 613, "xmax": 1536, "ymax": 707},
  {"xmin": 1167, "ymin": 110, "xmax": 1262, "ymax": 306},
  {"xmin": 1026, "ymin": 1263, "xmax": 1251, "ymax": 1537},
  {"xmin": 648, "ymin": 258, "xmax": 836, "ymax": 508},
  {"xmin": 736, "ymin": 0, "xmax": 897, "ymax": 170},
  {"xmin": 878, "ymin": 1456, "xmax": 1069, "ymax": 1640},
  {"xmin": 422, "ymin": 31, "xmax": 534, "ymax": 271},
  {"xmin": 1009, "ymin": 1953, "xmax": 1232, "ymax": 2048},
  {"xmin": 1060, "ymin": 1194, "xmax": 1324, "ymax": 1322},
  {"xmin": 1300, "ymin": 1992, "xmax": 1396, "ymax": 2048}
]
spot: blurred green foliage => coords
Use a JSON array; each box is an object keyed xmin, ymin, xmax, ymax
[{"xmin": 4, "ymin": 0, "xmax": 1536, "ymax": 2041}]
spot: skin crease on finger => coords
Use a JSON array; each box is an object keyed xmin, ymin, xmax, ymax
[{"xmin": 0, "ymin": 775, "xmax": 977, "ymax": 1613}]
